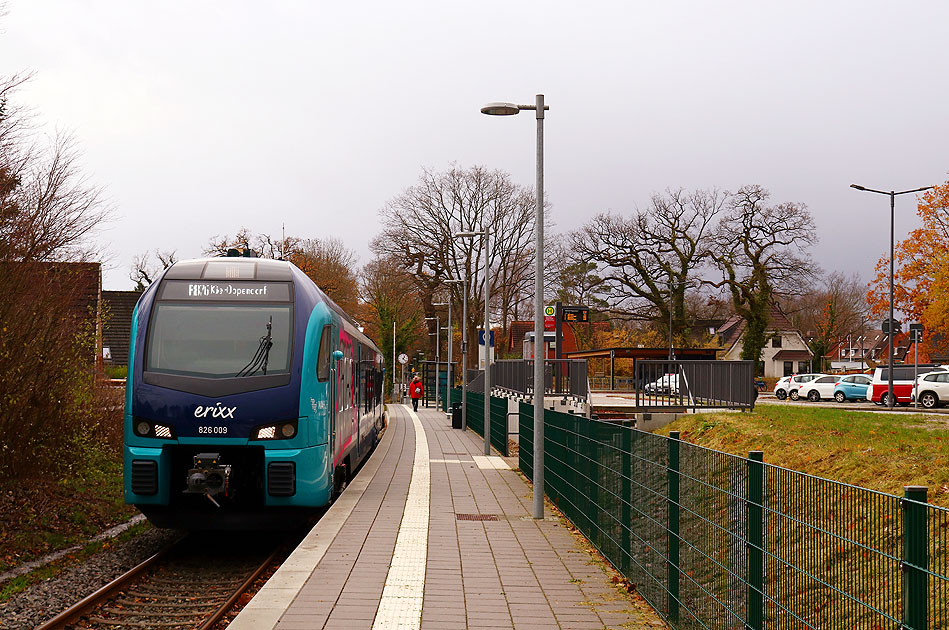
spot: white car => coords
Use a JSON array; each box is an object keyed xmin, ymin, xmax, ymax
[
  {"xmin": 643, "ymin": 374, "xmax": 679, "ymax": 395},
  {"xmin": 798, "ymin": 374, "xmax": 837, "ymax": 402},
  {"xmin": 787, "ymin": 373, "xmax": 823, "ymax": 400},
  {"xmin": 913, "ymin": 371, "xmax": 949, "ymax": 408},
  {"xmin": 774, "ymin": 376, "xmax": 792, "ymax": 400}
]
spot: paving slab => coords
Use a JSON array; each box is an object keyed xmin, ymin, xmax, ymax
[{"xmin": 229, "ymin": 404, "xmax": 664, "ymax": 629}]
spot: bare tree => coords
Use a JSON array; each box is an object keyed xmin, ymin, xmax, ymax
[
  {"xmin": 0, "ymin": 130, "xmax": 109, "ymax": 262},
  {"xmin": 130, "ymin": 249, "xmax": 178, "ymax": 290},
  {"xmin": 709, "ymin": 185, "xmax": 817, "ymax": 366},
  {"xmin": 780, "ymin": 272, "xmax": 868, "ymax": 369},
  {"xmin": 372, "ymin": 165, "xmax": 541, "ymax": 360},
  {"xmin": 573, "ymin": 188, "xmax": 725, "ymax": 340}
]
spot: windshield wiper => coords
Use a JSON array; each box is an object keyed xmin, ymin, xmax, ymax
[{"xmin": 236, "ymin": 316, "xmax": 273, "ymax": 377}]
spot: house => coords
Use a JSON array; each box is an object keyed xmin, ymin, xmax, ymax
[
  {"xmin": 102, "ymin": 290, "xmax": 142, "ymax": 367},
  {"xmin": 718, "ymin": 305, "xmax": 812, "ymax": 378}
]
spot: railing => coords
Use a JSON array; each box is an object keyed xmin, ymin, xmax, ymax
[
  {"xmin": 591, "ymin": 375, "xmax": 638, "ymax": 391},
  {"xmin": 452, "ymin": 388, "xmax": 509, "ymax": 456},
  {"xmin": 635, "ymin": 360, "xmax": 756, "ymax": 411},
  {"xmin": 518, "ymin": 405, "xmax": 949, "ymax": 629},
  {"xmin": 491, "ymin": 359, "xmax": 589, "ymax": 400}
]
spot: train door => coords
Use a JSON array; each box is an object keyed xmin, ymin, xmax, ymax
[{"xmin": 328, "ymin": 322, "xmax": 339, "ymax": 463}]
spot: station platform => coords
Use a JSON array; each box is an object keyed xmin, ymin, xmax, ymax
[{"xmin": 228, "ymin": 405, "xmax": 663, "ymax": 630}]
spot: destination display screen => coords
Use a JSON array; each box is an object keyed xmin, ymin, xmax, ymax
[
  {"xmin": 159, "ymin": 280, "xmax": 292, "ymax": 302},
  {"xmin": 563, "ymin": 307, "xmax": 589, "ymax": 322}
]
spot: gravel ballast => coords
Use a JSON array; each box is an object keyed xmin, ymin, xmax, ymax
[{"xmin": 0, "ymin": 526, "xmax": 180, "ymax": 630}]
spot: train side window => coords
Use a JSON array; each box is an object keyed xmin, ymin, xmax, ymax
[{"xmin": 317, "ymin": 325, "xmax": 331, "ymax": 382}]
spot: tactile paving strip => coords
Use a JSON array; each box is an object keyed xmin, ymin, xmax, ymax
[{"xmin": 371, "ymin": 407, "xmax": 430, "ymax": 629}]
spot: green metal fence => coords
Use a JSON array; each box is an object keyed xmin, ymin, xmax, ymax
[
  {"xmin": 453, "ymin": 388, "xmax": 509, "ymax": 456},
  {"xmin": 518, "ymin": 404, "xmax": 949, "ymax": 629}
]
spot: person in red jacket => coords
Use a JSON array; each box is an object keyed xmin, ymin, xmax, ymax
[{"xmin": 409, "ymin": 375, "xmax": 423, "ymax": 412}]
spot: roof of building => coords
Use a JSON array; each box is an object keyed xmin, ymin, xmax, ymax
[
  {"xmin": 719, "ymin": 304, "xmax": 800, "ymax": 353},
  {"xmin": 771, "ymin": 349, "xmax": 813, "ymax": 361},
  {"xmin": 566, "ymin": 347, "xmax": 719, "ymax": 360}
]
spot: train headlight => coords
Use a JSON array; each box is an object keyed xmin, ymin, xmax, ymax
[
  {"xmin": 132, "ymin": 418, "xmax": 176, "ymax": 440},
  {"xmin": 252, "ymin": 421, "xmax": 297, "ymax": 440}
]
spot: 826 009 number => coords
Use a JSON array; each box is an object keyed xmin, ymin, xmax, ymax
[{"xmin": 198, "ymin": 426, "xmax": 228, "ymax": 435}]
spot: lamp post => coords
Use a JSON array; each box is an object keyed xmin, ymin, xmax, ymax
[
  {"xmin": 850, "ymin": 183, "xmax": 933, "ymax": 408},
  {"xmin": 481, "ymin": 94, "xmax": 548, "ymax": 519},
  {"xmin": 434, "ymin": 300, "xmax": 453, "ymax": 415},
  {"xmin": 392, "ymin": 320, "xmax": 397, "ymax": 403},
  {"xmin": 445, "ymin": 278, "xmax": 466, "ymax": 428},
  {"xmin": 425, "ymin": 315, "xmax": 440, "ymax": 410},
  {"xmin": 455, "ymin": 229, "xmax": 491, "ymax": 456},
  {"xmin": 668, "ymin": 279, "xmax": 676, "ymax": 361}
]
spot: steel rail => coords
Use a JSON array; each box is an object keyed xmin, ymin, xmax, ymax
[
  {"xmin": 196, "ymin": 547, "xmax": 280, "ymax": 630},
  {"xmin": 34, "ymin": 534, "xmax": 185, "ymax": 630},
  {"xmin": 34, "ymin": 533, "xmax": 280, "ymax": 630}
]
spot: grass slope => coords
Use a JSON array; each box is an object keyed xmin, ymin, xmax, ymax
[{"xmin": 656, "ymin": 402, "xmax": 949, "ymax": 506}]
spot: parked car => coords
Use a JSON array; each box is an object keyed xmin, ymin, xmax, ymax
[
  {"xmin": 867, "ymin": 364, "xmax": 947, "ymax": 405},
  {"xmin": 833, "ymin": 374, "xmax": 871, "ymax": 402},
  {"xmin": 799, "ymin": 375, "xmax": 838, "ymax": 402},
  {"xmin": 913, "ymin": 371, "xmax": 949, "ymax": 408},
  {"xmin": 643, "ymin": 373, "xmax": 679, "ymax": 395},
  {"xmin": 774, "ymin": 375, "xmax": 792, "ymax": 400},
  {"xmin": 787, "ymin": 374, "xmax": 823, "ymax": 400}
]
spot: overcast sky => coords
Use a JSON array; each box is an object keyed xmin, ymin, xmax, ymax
[{"xmin": 2, "ymin": 1, "xmax": 948, "ymax": 291}]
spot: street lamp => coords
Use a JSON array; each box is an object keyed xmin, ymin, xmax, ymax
[
  {"xmin": 482, "ymin": 94, "xmax": 548, "ymax": 519},
  {"xmin": 445, "ymin": 278, "xmax": 466, "ymax": 429},
  {"xmin": 455, "ymin": 229, "xmax": 491, "ymax": 456},
  {"xmin": 434, "ymin": 301, "xmax": 453, "ymax": 415},
  {"xmin": 850, "ymin": 183, "xmax": 933, "ymax": 408},
  {"xmin": 425, "ymin": 315, "xmax": 440, "ymax": 410}
]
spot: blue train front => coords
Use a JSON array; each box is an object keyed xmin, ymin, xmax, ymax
[{"xmin": 124, "ymin": 256, "xmax": 385, "ymax": 529}]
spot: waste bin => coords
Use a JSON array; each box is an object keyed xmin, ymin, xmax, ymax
[{"xmin": 451, "ymin": 402, "xmax": 463, "ymax": 429}]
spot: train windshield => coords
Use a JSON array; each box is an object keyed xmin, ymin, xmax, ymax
[{"xmin": 146, "ymin": 304, "xmax": 292, "ymax": 378}]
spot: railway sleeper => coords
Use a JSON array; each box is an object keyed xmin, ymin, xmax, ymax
[
  {"xmin": 103, "ymin": 608, "xmax": 213, "ymax": 618},
  {"xmin": 89, "ymin": 619, "xmax": 194, "ymax": 628},
  {"xmin": 148, "ymin": 579, "xmax": 244, "ymax": 588},
  {"xmin": 110, "ymin": 601, "xmax": 219, "ymax": 609}
]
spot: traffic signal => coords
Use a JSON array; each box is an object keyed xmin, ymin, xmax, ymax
[{"xmin": 881, "ymin": 318, "xmax": 902, "ymax": 335}]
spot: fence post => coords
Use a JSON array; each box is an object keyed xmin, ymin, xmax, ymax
[
  {"xmin": 667, "ymin": 431, "xmax": 680, "ymax": 625},
  {"xmin": 902, "ymin": 485, "xmax": 928, "ymax": 630},
  {"xmin": 621, "ymin": 422, "xmax": 632, "ymax": 576},
  {"xmin": 746, "ymin": 451, "xmax": 763, "ymax": 630}
]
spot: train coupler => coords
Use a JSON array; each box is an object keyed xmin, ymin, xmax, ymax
[{"xmin": 183, "ymin": 453, "xmax": 231, "ymax": 507}]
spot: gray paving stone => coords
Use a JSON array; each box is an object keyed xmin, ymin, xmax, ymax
[{"xmin": 266, "ymin": 405, "xmax": 663, "ymax": 630}]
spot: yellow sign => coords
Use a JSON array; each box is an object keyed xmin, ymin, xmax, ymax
[{"xmin": 545, "ymin": 306, "xmax": 555, "ymax": 316}]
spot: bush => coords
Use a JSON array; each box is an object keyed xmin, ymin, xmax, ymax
[{"xmin": 0, "ymin": 264, "xmax": 114, "ymax": 478}]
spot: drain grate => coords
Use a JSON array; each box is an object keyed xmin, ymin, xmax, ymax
[{"xmin": 456, "ymin": 513, "xmax": 500, "ymax": 521}]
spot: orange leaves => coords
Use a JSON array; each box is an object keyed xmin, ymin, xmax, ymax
[{"xmin": 867, "ymin": 179, "xmax": 949, "ymax": 351}]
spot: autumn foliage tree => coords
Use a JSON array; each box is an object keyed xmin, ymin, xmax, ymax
[
  {"xmin": 866, "ymin": 180, "xmax": 949, "ymax": 359},
  {"xmin": 360, "ymin": 255, "xmax": 426, "ymax": 396}
]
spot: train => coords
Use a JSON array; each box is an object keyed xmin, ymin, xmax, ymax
[{"xmin": 123, "ymin": 253, "xmax": 386, "ymax": 529}]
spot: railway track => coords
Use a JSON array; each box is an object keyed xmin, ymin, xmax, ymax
[{"xmin": 36, "ymin": 533, "xmax": 283, "ymax": 630}]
